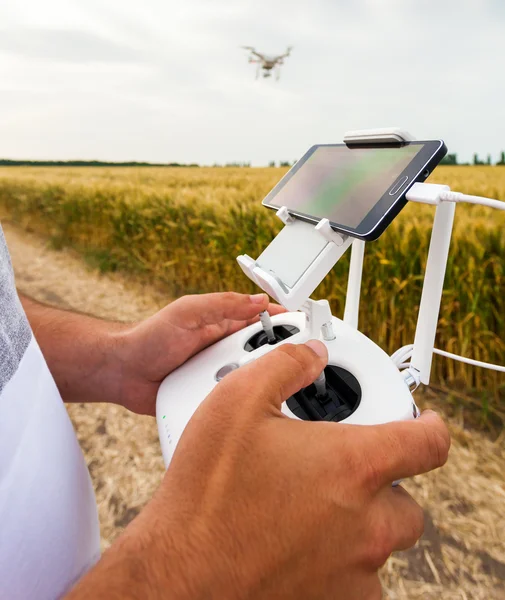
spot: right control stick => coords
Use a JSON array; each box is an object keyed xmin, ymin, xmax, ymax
[
  {"xmin": 313, "ymin": 370, "xmax": 328, "ymax": 400},
  {"xmin": 286, "ymin": 366, "xmax": 362, "ymax": 422}
]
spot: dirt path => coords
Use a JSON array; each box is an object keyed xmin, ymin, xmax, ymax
[{"xmin": 3, "ymin": 220, "xmax": 505, "ymax": 599}]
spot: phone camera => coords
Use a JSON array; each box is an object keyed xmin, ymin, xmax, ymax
[{"xmin": 422, "ymin": 169, "xmax": 430, "ymax": 179}]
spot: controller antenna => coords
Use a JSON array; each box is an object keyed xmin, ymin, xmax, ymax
[
  {"xmin": 259, "ymin": 310, "xmax": 276, "ymax": 344},
  {"xmin": 314, "ymin": 370, "xmax": 328, "ymax": 399}
]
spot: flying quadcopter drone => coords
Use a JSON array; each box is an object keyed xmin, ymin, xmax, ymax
[{"xmin": 242, "ymin": 46, "xmax": 293, "ymax": 80}]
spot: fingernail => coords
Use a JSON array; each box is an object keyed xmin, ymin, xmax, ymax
[
  {"xmin": 421, "ymin": 409, "xmax": 438, "ymax": 418},
  {"xmin": 305, "ymin": 339, "xmax": 328, "ymax": 360},
  {"xmin": 250, "ymin": 293, "xmax": 267, "ymax": 304}
]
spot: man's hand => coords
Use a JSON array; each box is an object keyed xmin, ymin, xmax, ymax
[
  {"xmin": 115, "ymin": 292, "xmax": 284, "ymax": 415},
  {"xmin": 22, "ymin": 291, "xmax": 282, "ymax": 413},
  {"xmin": 67, "ymin": 341, "xmax": 450, "ymax": 600}
]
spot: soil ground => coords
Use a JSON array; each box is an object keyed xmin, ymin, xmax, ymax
[{"xmin": 3, "ymin": 219, "xmax": 505, "ymax": 600}]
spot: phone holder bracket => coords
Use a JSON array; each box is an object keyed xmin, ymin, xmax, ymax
[
  {"xmin": 236, "ymin": 127, "xmax": 428, "ymax": 343},
  {"xmin": 237, "ymin": 215, "xmax": 353, "ymax": 313}
]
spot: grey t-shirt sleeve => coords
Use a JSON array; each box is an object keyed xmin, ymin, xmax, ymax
[{"xmin": 0, "ymin": 225, "xmax": 32, "ymax": 394}]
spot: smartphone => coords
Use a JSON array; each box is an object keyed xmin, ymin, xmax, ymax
[{"xmin": 262, "ymin": 141, "xmax": 447, "ymax": 241}]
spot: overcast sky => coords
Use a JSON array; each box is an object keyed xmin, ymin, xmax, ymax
[{"xmin": 1, "ymin": 0, "xmax": 504, "ymax": 165}]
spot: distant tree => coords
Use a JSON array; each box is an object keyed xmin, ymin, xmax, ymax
[
  {"xmin": 486, "ymin": 154, "xmax": 492, "ymax": 165},
  {"xmin": 268, "ymin": 160, "xmax": 276, "ymax": 168},
  {"xmin": 497, "ymin": 151, "xmax": 505, "ymax": 166},
  {"xmin": 279, "ymin": 160, "xmax": 291, "ymax": 167},
  {"xmin": 440, "ymin": 153, "xmax": 458, "ymax": 165},
  {"xmin": 224, "ymin": 162, "xmax": 251, "ymax": 168},
  {"xmin": 473, "ymin": 153, "xmax": 485, "ymax": 166}
]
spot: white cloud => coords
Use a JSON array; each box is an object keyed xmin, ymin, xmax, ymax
[{"xmin": 0, "ymin": 0, "xmax": 504, "ymax": 164}]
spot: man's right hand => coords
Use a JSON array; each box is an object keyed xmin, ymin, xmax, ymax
[{"xmin": 67, "ymin": 341, "xmax": 450, "ymax": 600}]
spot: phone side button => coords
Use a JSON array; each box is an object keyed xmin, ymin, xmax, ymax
[{"xmin": 389, "ymin": 175, "xmax": 409, "ymax": 196}]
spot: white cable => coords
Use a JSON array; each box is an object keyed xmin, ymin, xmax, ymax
[
  {"xmin": 406, "ymin": 182, "xmax": 505, "ymax": 210},
  {"xmin": 393, "ymin": 351, "xmax": 413, "ymax": 368},
  {"xmin": 391, "ymin": 344, "xmax": 505, "ymax": 373},
  {"xmin": 432, "ymin": 348, "xmax": 505, "ymax": 373},
  {"xmin": 439, "ymin": 190, "xmax": 505, "ymax": 210},
  {"xmin": 390, "ymin": 344, "xmax": 412, "ymax": 362},
  {"xmin": 390, "ymin": 344, "xmax": 413, "ymax": 367}
]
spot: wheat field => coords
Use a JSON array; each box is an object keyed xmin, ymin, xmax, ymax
[{"xmin": 0, "ymin": 165, "xmax": 504, "ymax": 411}]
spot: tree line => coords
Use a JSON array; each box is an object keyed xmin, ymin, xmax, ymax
[
  {"xmin": 441, "ymin": 151, "xmax": 505, "ymax": 166},
  {"xmin": 2, "ymin": 155, "xmax": 504, "ymax": 167},
  {"xmin": 0, "ymin": 159, "xmax": 199, "ymax": 167}
]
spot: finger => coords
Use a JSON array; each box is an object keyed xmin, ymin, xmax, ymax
[
  {"xmin": 359, "ymin": 410, "xmax": 451, "ymax": 489},
  {"xmin": 175, "ymin": 292, "xmax": 272, "ymax": 327},
  {"xmin": 266, "ymin": 302, "xmax": 287, "ymax": 316},
  {"xmin": 242, "ymin": 302, "xmax": 288, "ymax": 327},
  {"xmin": 373, "ymin": 486, "xmax": 425, "ymax": 553},
  {"xmin": 191, "ymin": 300, "xmax": 288, "ymax": 350},
  {"xmin": 219, "ymin": 340, "xmax": 328, "ymax": 412}
]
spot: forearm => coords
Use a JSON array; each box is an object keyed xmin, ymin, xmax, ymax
[
  {"xmin": 65, "ymin": 493, "xmax": 223, "ymax": 600},
  {"xmin": 20, "ymin": 294, "xmax": 129, "ymax": 405},
  {"xmin": 67, "ymin": 523, "xmax": 181, "ymax": 600}
]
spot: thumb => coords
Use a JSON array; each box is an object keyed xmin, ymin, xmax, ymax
[
  {"xmin": 356, "ymin": 409, "xmax": 451, "ymax": 489},
  {"xmin": 220, "ymin": 340, "xmax": 328, "ymax": 413}
]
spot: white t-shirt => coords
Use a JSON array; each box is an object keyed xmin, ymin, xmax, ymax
[{"xmin": 0, "ymin": 226, "xmax": 100, "ymax": 599}]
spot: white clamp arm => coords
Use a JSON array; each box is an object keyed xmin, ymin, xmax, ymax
[
  {"xmin": 276, "ymin": 206, "xmax": 295, "ymax": 225},
  {"xmin": 237, "ymin": 208, "xmax": 353, "ymax": 311},
  {"xmin": 344, "ymin": 128, "xmax": 416, "ymax": 144}
]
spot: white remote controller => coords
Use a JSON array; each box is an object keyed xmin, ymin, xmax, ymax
[
  {"xmin": 156, "ymin": 126, "xmax": 505, "ymax": 468},
  {"xmin": 156, "ymin": 128, "xmax": 432, "ymax": 468},
  {"xmin": 156, "ymin": 311, "xmax": 418, "ymax": 467}
]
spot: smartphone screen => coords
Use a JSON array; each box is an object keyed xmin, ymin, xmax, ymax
[{"xmin": 262, "ymin": 141, "xmax": 446, "ymax": 240}]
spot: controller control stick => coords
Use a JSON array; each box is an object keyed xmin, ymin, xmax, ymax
[
  {"xmin": 259, "ymin": 310, "xmax": 276, "ymax": 344},
  {"xmin": 314, "ymin": 370, "xmax": 328, "ymax": 399}
]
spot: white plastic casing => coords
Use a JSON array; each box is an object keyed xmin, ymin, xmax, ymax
[{"xmin": 157, "ymin": 313, "xmax": 416, "ymax": 467}]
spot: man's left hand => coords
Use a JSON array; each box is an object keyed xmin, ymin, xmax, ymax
[{"xmin": 115, "ymin": 292, "xmax": 284, "ymax": 415}]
